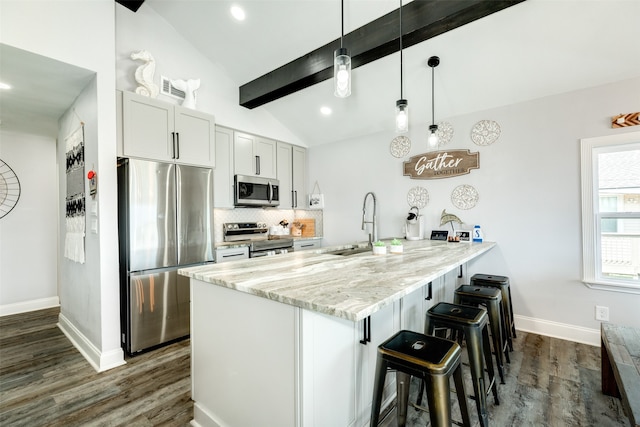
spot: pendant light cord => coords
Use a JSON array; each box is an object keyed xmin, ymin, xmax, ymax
[
  {"xmin": 431, "ymin": 62, "xmax": 435, "ymax": 125},
  {"xmin": 399, "ymin": 0, "xmax": 403, "ymax": 99},
  {"xmin": 340, "ymin": 0, "xmax": 344, "ymax": 48}
]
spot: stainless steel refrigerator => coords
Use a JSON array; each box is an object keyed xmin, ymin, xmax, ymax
[{"xmin": 117, "ymin": 158, "xmax": 214, "ymax": 355}]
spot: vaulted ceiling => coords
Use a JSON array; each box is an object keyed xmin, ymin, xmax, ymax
[
  {"xmin": 144, "ymin": 0, "xmax": 640, "ymax": 146},
  {"xmin": 1, "ymin": 0, "xmax": 639, "ymax": 146}
]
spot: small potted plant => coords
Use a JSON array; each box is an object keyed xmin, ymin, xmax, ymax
[
  {"xmin": 372, "ymin": 240, "xmax": 386, "ymax": 255},
  {"xmin": 390, "ymin": 238, "xmax": 403, "ymax": 254}
]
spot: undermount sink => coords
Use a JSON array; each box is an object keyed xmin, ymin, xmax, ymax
[{"xmin": 326, "ymin": 247, "xmax": 371, "ymax": 256}]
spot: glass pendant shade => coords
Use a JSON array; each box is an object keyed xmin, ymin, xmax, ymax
[
  {"xmin": 428, "ymin": 124, "xmax": 439, "ymax": 147},
  {"xmin": 334, "ymin": 47, "xmax": 351, "ymax": 98},
  {"xmin": 395, "ymin": 99, "xmax": 409, "ymax": 133}
]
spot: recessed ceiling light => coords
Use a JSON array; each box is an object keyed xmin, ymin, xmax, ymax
[
  {"xmin": 0, "ymin": 82, "xmax": 11, "ymax": 90},
  {"xmin": 230, "ymin": 5, "xmax": 246, "ymax": 21},
  {"xmin": 320, "ymin": 106, "xmax": 332, "ymax": 116}
]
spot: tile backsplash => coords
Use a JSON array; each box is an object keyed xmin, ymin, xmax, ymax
[{"xmin": 214, "ymin": 208, "xmax": 323, "ymax": 242}]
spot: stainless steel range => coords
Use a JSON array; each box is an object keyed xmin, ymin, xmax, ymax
[{"xmin": 223, "ymin": 222, "xmax": 293, "ymax": 258}]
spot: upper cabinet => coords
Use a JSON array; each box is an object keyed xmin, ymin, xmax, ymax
[
  {"xmin": 120, "ymin": 91, "xmax": 215, "ymax": 168},
  {"xmin": 214, "ymin": 126, "xmax": 235, "ymax": 208},
  {"xmin": 277, "ymin": 142, "xmax": 307, "ymax": 209},
  {"xmin": 292, "ymin": 145, "xmax": 307, "ymax": 209},
  {"xmin": 276, "ymin": 142, "xmax": 293, "ymax": 209},
  {"xmin": 234, "ymin": 132, "xmax": 276, "ymax": 179}
]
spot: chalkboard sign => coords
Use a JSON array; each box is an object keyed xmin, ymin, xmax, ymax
[{"xmin": 430, "ymin": 230, "xmax": 449, "ymax": 241}]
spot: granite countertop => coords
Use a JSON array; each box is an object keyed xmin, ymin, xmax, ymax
[{"xmin": 181, "ymin": 240, "xmax": 496, "ymax": 322}]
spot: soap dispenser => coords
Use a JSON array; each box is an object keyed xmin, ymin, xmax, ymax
[{"xmin": 472, "ymin": 225, "xmax": 483, "ymax": 243}]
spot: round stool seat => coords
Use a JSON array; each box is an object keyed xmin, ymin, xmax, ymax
[{"xmin": 428, "ymin": 301, "xmax": 487, "ymax": 324}]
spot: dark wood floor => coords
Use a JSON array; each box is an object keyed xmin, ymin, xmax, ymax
[
  {"xmin": 0, "ymin": 307, "xmax": 192, "ymax": 426},
  {"xmin": 0, "ymin": 308, "xmax": 631, "ymax": 426}
]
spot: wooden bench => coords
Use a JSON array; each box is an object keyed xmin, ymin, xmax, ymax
[{"xmin": 601, "ymin": 323, "xmax": 640, "ymax": 427}]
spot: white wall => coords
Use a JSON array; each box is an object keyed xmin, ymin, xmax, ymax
[
  {"xmin": 0, "ymin": 0, "xmax": 122, "ymax": 371},
  {"xmin": 57, "ymin": 76, "xmax": 115, "ymax": 367},
  {"xmin": 115, "ymin": 4, "xmax": 303, "ymax": 146},
  {"xmin": 0, "ymin": 130, "xmax": 58, "ymax": 314},
  {"xmin": 308, "ymin": 77, "xmax": 640, "ymax": 344}
]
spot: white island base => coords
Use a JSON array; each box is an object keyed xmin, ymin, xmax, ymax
[{"xmin": 190, "ymin": 270, "xmax": 460, "ymax": 427}]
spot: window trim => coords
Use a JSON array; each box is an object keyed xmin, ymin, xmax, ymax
[{"xmin": 580, "ymin": 131, "xmax": 640, "ymax": 294}]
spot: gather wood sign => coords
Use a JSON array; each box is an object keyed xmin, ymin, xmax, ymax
[{"xmin": 403, "ymin": 149, "xmax": 480, "ymax": 179}]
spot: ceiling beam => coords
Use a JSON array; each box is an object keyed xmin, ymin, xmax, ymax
[
  {"xmin": 115, "ymin": 0, "xmax": 145, "ymax": 13},
  {"xmin": 240, "ymin": 0, "xmax": 526, "ymax": 109}
]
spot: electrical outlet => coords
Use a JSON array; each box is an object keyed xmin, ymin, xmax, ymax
[{"xmin": 595, "ymin": 305, "xmax": 609, "ymax": 321}]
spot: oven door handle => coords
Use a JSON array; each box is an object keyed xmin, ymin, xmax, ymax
[
  {"xmin": 267, "ymin": 181, "xmax": 273, "ymax": 204},
  {"xmin": 251, "ymin": 252, "xmax": 268, "ymax": 258}
]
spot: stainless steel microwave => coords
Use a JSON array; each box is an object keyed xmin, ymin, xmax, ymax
[{"xmin": 234, "ymin": 175, "xmax": 280, "ymax": 207}]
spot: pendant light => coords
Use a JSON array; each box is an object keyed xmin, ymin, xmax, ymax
[
  {"xmin": 427, "ymin": 55, "xmax": 440, "ymax": 147},
  {"xmin": 334, "ymin": 0, "xmax": 351, "ymax": 98},
  {"xmin": 395, "ymin": 0, "xmax": 408, "ymax": 133}
]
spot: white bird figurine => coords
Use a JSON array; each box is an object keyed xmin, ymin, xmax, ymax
[
  {"xmin": 131, "ymin": 50, "xmax": 159, "ymax": 98},
  {"xmin": 171, "ymin": 78, "xmax": 201, "ymax": 109}
]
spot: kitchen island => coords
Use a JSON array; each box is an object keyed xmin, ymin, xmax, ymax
[{"xmin": 180, "ymin": 239, "xmax": 495, "ymax": 427}]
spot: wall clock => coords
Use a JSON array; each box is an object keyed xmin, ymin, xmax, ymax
[{"xmin": 0, "ymin": 159, "xmax": 21, "ymax": 219}]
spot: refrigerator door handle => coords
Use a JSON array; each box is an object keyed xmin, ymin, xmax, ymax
[{"xmin": 171, "ymin": 132, "xmax": 177, "ymax": 159}]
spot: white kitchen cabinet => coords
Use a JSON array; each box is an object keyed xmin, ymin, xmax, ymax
[
  {"xmin": 293, "ymin": 238, "xmax": 322, "ymax": 251},
  {"xmin": 234, "ymin": 131, "xmax": 276, "ymax": 178},
  {"xmin": 356, "ymin": 301, "xmax": 400, "ymax": 424},
  {"xmin": 433, "ymin": 265, "xmax": 463, "ymax": 303},
  {"xmin": 300, "ymin": 310, "xmax": 358, "ymax": 427},
  {"xmin": 276, "ymin": 142, "xmax": 293, "ymax": 208},
  {"xmin": 214, "ymin": 246, "xmax": 249, "ymax": 263},
  {"xmin": 213, "ymin": 126, "xmax": 234, "ymax": 208},
  {"xmin": 401, "ymin": 281, "xmax": 429, "ymax": 333},
  {"xmin": 277, "ymin": 142, "xmax": 307, "ymax": 209},
  {"xmin": 292, "ymin": 145, "xmax": 307, "ymax": 208},
  {"xmin": 294, "ymin": 298, "xmax": 400, "ymax": 427},
  {"xmin": 120, "ymin": 91, "xmax": 215, "ymax": 168}
]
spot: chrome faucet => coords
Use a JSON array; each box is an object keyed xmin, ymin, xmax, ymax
[{"xmin": 362, "ymin": 192, "xmax": 378, "ymax": 246}]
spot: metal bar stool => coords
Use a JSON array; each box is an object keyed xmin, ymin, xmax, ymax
[
  {"xmin": 370, "ymin": 330, "xmax": 471, "ymax": 427},
  {"xmin": 422, "ymin": 302, "xmax": 500, "ymax": 427},
  {"xmin": 454, "ymin": 285, "xmax": 509, "ymax": 384},
  {"xmin": 471, "ymin": 274, "xmax": 516, "ymax": 350}
]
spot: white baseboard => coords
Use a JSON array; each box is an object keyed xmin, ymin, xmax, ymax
[
  {"xmin": 514, "ymin": 314, "xmax": 600, "ymax": 347},
  {"xmin": 0, "ymin": 296, "xmax": 60, "ymax": 317},
  {"xmin": 192, "ymin": 402, "xmax": 225, "ymax": 427},
  {"xmin": 57, "ymin": 313, "xmax": 126, "ymax": 373}
]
